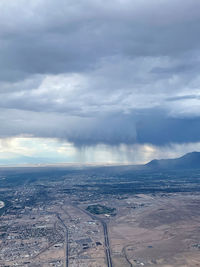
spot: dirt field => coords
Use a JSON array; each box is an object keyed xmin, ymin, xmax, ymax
[{"xmin": 109, "ymin": 194, "xmax": 200, "ymax": 267}]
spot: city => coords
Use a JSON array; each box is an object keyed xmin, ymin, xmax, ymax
[{"xmin": 0, "ymin": 163, "xmax": 200, "ymax": 266}]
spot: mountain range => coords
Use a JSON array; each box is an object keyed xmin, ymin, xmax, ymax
[{"xmin": 145, "ymin": 151, "xmax": 200, "ymax": 170}]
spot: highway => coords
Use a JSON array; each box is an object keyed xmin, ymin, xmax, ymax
[
  {"xmin": 101, "ymin": 220, "xmax": 113, "ymax": 267},
  {"xmin": 31, "ymin": 206, "xmax": 111, "ymax": 267},
  {"xmin": 56, "ymin": 213, "xmax": 69, "ymax": 267},
  {"xmin": 74, "ymin": 205, "xmax": 113, "ymax": 267}
]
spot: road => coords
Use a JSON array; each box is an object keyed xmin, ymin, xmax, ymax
[
  {"xmin": 74, "ymin": 205, "xmax": 113, "ymax": 267},
  {"xmin": 101, "ymin": 220, "xmax": 113, "ymax": 267},
  {"xmin": 122, "ymin": 245, "xmax": 133, "ymax": 267},
  {"xmin": 55, "ymin": 213, "xmax": 69, "ymax": 267}
]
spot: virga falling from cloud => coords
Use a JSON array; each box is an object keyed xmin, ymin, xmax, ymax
[{"xmin": 1, "ymin": 0, "xmax": 200, "ymax": 163}]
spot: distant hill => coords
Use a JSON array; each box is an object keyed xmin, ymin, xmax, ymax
[
  {"xmin": 145, "ymin": 152, "xmax": 200, "ymax": 170},
  {"xmin": 1, "ymin": 151, "xmax": 200, "ymax": 172}
]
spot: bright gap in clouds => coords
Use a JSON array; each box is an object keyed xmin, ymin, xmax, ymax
[{"xmin": 1, "ymin": 137, "xmax": 200, "ymax": 165}]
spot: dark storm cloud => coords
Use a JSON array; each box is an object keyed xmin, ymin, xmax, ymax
[
  {"xmin": 1, "ymin": 0, "xmax": 200, "ymax": 146},
  {"xmin": 136, "ymin": 109, "xmax": 200, "ymax": 145},
  {"xmin": 0, "ymin": 109, "xmax": 136, "ymax": 145},
  {"xmin": 1, "ymin": 108, "xmax": 200, "ymax": 147},
  {"xmin": 1, "ymin": 0, "xmax": 200, "ymax": 81}
]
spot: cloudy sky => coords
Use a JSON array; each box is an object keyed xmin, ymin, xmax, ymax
[{"xmin": 1, "ymin": 0, "xmax": 200, "ymax": 164}]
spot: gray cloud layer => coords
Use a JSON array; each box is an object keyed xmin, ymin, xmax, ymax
[{"xmin": 1, "ymin": 0, "xmax": 200, "ymax": 146}]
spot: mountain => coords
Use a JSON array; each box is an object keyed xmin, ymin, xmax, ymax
[{"xmin": 145, "ymin": 151, "xmax": 200, "ymax": 170}]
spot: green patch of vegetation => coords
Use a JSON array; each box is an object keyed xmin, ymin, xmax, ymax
[{"xmin": 86, "ymin": 204, "xmax": 116, "ymax": 215}]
